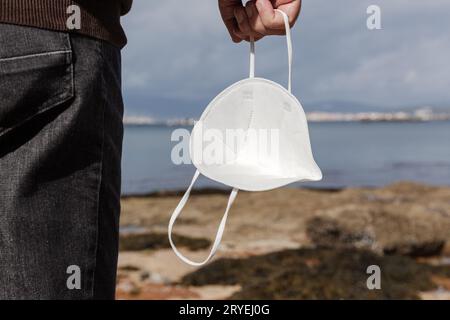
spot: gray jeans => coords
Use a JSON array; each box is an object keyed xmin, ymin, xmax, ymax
[{"xmin": 0, "ymin": 24, "xmax": 124, "ymax": 299}]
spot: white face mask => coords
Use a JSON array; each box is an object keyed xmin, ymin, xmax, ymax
[{"xmin": 169, "ymin": 10, "xmax": 322, "ymax": 266}]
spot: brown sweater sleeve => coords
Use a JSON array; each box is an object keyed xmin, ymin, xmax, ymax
[{"xmin": 0, "ymin": 0, "xmax": 132, "ymax": 48}]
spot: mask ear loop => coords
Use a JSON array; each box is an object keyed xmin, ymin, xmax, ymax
[
  {"xmin": 249, "ymin": 36, "xmax": 255, "ymax": 78},
  {"xmin": 170, "ymin": 10, "xmax": 292, "ymax": 267},
  {"xmin": 168, "ymin": 170, "xmax": 239, "ymax": 266},
  {"xmin": 249, "ymin": 9, "xmax": 293, "ymax": 93}
]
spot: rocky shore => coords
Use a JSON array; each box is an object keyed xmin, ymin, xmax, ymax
[{"xmin": 117, "ymin": 182, "xmax": 450, "ymax": 300}]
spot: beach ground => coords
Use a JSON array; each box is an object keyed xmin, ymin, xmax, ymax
[{"xmin": 116, "ymin": 182, "xmax": 450, "ymax": 300}]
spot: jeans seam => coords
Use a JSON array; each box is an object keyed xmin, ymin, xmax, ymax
[
  {"xmin": 89, "ymin": 40, "xmax": 108, "ymax": 300},
  {"xmin": 0, "ymin": 50, "xmax": 72, "ymax": 62}
]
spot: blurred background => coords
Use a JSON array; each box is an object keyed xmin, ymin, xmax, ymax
[{"xmin": 115, "ymin": 0, "xmax": 450, "ymax": 300}]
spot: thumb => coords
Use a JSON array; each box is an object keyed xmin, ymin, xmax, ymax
[{"xmin": 255, "ymin": 0, "xmax": 285, "ymax": 30}]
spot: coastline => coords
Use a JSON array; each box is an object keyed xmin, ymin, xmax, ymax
[
  {"xmin": 120, "ymin": 185, "xmax": 344, "ymax": 199},
  {"xmin": 123, "ymin": 107, "xmax": 450, "ymax": 127}
]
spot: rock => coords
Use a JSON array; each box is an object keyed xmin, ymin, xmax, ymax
[
  {"xmin": 140, "ymin": 271, "xmax": 150, "ymax": 281},
  {"xmin": 118, "ymin": 182, "xmax": 450, "ymax": 300},
  {"xmin": 180, "ymin": 248, "xmax": 450, "ymax": 300},
  {"xmin": 116, "ymin": 279, "xmax": 141, "ymax": 296},
  {"xmin": 306, "ymin": 206, "xmax": 377, "ymax": 251},
  {"xmin": 119, "ymin": 231, "xmax": 211, "ymax": 251},
  {"xmin": 383, "ymin": 242, "xmax": 445, "ymax": 257},
  {"xmin": 306, "ymin": 204, "xmax": 449, "ymax": 257},
  {"xmin": 144, "ymin": 272, "xmax": 171, "ymax": 285},
  {"xmin": 118, "ymin": 265, "xmax": 140, "ymax": 272}
]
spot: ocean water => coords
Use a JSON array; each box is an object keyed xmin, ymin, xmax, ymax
[{"xmin": 122, "ymin": 121, "xmax": 450, "ymax": 195}]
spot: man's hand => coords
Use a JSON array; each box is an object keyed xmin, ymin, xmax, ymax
[{"xmin": 219, "ymin": 0, "xmax": 302, "ymax": 43}]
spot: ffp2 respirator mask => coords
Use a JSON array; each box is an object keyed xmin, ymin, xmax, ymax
[{"xmin": 169, "ymin": 10, "xmax": 322, "ymax": 266}]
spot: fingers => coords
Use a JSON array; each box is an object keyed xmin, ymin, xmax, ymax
[
  {"xmin": 245, "ymin": 0, "xmax": 285, "ymax": 37},
  {"xmin": 277, "ymin": 0, "xmax": 302, "ymax": 26},
  {"xmin": 256, "ymin": 0, "xmax": 284, "ymax": 30},
  {"xmin": 255, "ymin": 0, "xmax": 301, "ymax": 34},
  {"xmin": 245, "ymin": 1, "xmax": 268, "ymax": 39},
  {"xmin": 219, "ymin": 0, "xmax": 302, "ymax": 43},
  {"xmin": 218, "ymin": 0, "xmax": 243, "ymax": 43},
  {"xmin": 234, "ymin": 7, "xmax": 251, "ymax": 35},
  {"xmin": 227, "ymin": 19, "xmax": 244, "ymax": 43},
  {"xmin": 233, "ymin": 5, "xmax": 263, "ymax": 42}
]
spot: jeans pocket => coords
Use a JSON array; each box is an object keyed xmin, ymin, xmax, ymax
[{"xmin": 0, "ymin": 26, "xmax": 74, "ymax": 138}]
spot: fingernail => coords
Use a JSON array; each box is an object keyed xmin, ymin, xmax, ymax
[{"xmin": 255, "ymin": 0, "xmax": 262, "ymax": 11}]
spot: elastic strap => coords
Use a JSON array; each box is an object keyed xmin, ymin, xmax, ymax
[
  {"xmin": 168, "ymin": 170, "xmax": 239, "ymax": 266},
  {"xmin": 249, "ymin": 36, "xmax": 255, "ymax": 78},
  {"xmin": 249, "ymin": 9, "xmax": 293, "ymax": 93}
]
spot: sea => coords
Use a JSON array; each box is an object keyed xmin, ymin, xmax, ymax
[{"xmin": 122, "ymin": 121, "xmax": 450, "ymax": 195}]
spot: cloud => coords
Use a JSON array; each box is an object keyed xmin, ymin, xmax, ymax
[{"xmin": 121, "ymin": 0, "xmax": 450, "ymax": 117}]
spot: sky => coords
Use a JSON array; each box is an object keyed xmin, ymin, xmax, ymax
[{"xmin": 120, "ymin": 0, "xmax": 450, "ymax": 119}]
